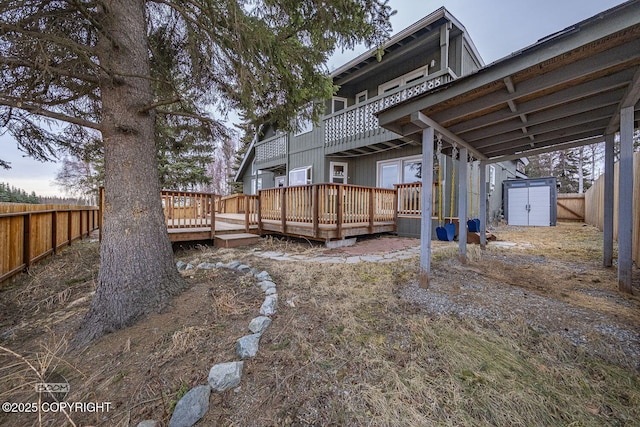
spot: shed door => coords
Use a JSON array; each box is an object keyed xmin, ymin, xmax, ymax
[
  {"xmin": 528, "ymin": 186, "xmax": 551, "ymax": 226},
  {"xmin": 507, "ymin": 187, "xmax": 530, "ymax": 226}
]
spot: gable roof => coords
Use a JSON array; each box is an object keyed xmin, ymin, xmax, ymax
[
  {"xmin": 376, "ymin": 0, "xmax": 640, "ymax": 163},
  {"xmin": 331, "ymin": 7, "xmax": 483, "ymax": 84}
]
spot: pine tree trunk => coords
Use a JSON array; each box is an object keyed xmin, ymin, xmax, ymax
[{"xmin": 75, "ymin": 0, "xmax": 184, "ymax": 345}]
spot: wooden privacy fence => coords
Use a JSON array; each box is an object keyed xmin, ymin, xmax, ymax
[
  {"xmin": 258, "ymin": 183, "xmax": 396, "ymax": 240},
  {"xmin": 585, "ymin": 151, "xmax": 640, "ymax": 265},
  {"xmin": 0, "ymin": 203, "xmax": 100, "ymax": 283},
  {"xmin": 557, "ymin": 194, "xmax": 585, "ymax": 221}
]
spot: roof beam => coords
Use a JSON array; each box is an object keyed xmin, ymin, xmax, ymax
[
  {"xmin": 432, "ymin": 40, "xmax": 640, "ymax": 123},
  {"xmin": 464, "ymin": 103, "xmax": 619, "ymax": 143},
  {"xmin": 448, "ymin": 70, "xmax": 633, "ymax": 134},
  {"xmin": 409, "ymin": 111, "xmax": 487, "ymax": 160},
  {"xmin": 487, "ymin": 135, "xmax": 604, "ymax": 163},
  {"xmin": 605, "ymin": 65, "xmax": 640, "ymax": 134}
]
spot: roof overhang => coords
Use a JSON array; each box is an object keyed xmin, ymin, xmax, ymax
[
  {"xmin": 331, "ymin": 7, "xmax": 483, "ymax": 85},
  {"xmin": 376, "ymin": 0, "xmax": 640, "ymax": 163}
]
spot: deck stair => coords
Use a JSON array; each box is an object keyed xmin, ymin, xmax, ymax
[{"xmin": 214, "ymin": 233, "xmax": 260, "ymax": 248}]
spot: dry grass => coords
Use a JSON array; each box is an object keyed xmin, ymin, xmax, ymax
[{"xmin": 1, "ymin": 223, "xmax": 639, "ymax": 426}]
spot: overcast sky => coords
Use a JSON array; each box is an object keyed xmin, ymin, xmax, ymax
[{"xmin": 0, "ymin": 0, "xmax": 627, "ymax": 196}]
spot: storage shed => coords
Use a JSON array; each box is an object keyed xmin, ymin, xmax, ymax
[{"xmin": 503, "ymin": 178, "xmax": 557, "ymax": 226}]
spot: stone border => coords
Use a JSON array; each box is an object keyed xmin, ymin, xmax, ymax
[{"xmin": 138, "ymin": 261, "xmax": 277, "ymax": 427}]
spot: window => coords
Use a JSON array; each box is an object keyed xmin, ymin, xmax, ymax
[
  {"xmin": 378, "ymin": 66, "xmax": 428, "ymax": 94},
  {"xmin": 330, "ymin": 162, "xmax": 348, "ymax": 184},
  {"xmin": 377, "ymin": 155, "xmax": 423, "ymax": 188},
  {"xmin": 250, "ymin": 178, "xmax": 262, "ymax": 195},
  {"xmin": 288, "ymin": 166, "xmax": 312, "ymax": 186},
  {"xmin": 356, "ymin": 90, "xmax": 368, "ymax": 103},
  {"xmin": 331, "ymin": 97, "xmax": 347, "ymax": 113},
  {"xmin": 275, "ymin": 176, "xmax": 286, "ymax": 187}
]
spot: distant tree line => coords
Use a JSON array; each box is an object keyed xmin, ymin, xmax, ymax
[
  {"xmin": 0, "ymin": 182, "xmax": 39, "ymax": 203},
  {"xmin": 0, "ymin": 182, "xmax": 91, "ymax": 205}
]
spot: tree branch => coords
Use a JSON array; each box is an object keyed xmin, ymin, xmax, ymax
[
  {"xmin": 137, "ymin": 96, "xmax": 180, "ymax": 114},
  {"xmin": 156, "ymin": 109, "xmax": 215, "ymax": 123},
  {"xmin": 0, "ymin": 97, "xmax": 102, "ymax": 131},
  {"xmin": 0, "ymin": 58, "xmax": 101, "ymax": 84}
]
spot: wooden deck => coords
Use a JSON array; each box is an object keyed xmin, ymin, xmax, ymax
[{"xmin": 162, "ymin": 184, "xmax": 400, "ymax": 243}]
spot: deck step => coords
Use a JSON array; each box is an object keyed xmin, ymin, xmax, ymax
[{"xmin": 214, "ymin": 233, "xmax": 260, "ymax": 248}]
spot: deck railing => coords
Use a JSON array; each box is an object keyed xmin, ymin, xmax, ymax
[
  {"xmin": 161, "ymin": 190, "xmax": 216, "ymax": 231},
  {"xmin": 395, "ymin": 182, "xmax": 442, "ymax": 218},
  {"xmin": 259, "ymin": 183, "xmax": 396, "ymax": 239},
  {"xmin": 0, "ymin": 204, "xmax": 99, "ymax": 283},
  {"xmin": 324, "ymin": 69, "xmax": 457, "ymax": 148}
]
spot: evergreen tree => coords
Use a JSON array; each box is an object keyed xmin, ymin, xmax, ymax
[{"xmin": 1, "ymin": 0, "xmax": 393, "ymax": 343}]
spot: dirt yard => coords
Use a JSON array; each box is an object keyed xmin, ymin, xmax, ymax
[{"xmin": 1, "ymin": 222, "xmax": 639, "ymax": 426}]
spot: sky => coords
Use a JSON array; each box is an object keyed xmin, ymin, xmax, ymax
[{"xmin": 0, "ymin": 0, "xmax": 628, "ymax": 197}]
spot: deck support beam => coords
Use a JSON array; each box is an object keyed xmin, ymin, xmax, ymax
[
  {"xmin": 458, "ymin": 147, "xmax": 468, "ymax": 262},
  {"xmin": 419, "ymin": 125, "xmax": 435, "ymax": 288},
  {"xmin": 618, "ymin": 106, "xmax": 634, "ymax": 294},
  {"xmin": 479, "ymin": 161, "xmax": 487, "ymax": 249},
  {"xmin": 603, "ymin": 133, "xmax": 615, "ymax": 268}
]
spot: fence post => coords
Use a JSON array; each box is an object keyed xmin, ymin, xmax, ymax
[
  {"xmin": 336, "ymin": 185, "xmax": 343, "ymax": 239},
  {"xmin": 67, "ymin": 210, "xmax": 73, "ymax": 246},
  {"xmin": 312, "ymin": 185, "xmax": 319, "ymax": 239},
  {"xmin": 257, "ymin": 191, "xmax": 263, "ymax": 235},
  {"xmin": 369, "ymin": 188, "xmax": 375, "ymax": 234},
  {"xmin": 244, "ymin": 195, "xmax": 250, "ymax": 233},
  {"xmin": 280, "ymin": 187, "xmax": 287, "ymax": 235},
  {"xmin": 210, "ymin": 194, "xmax": 216, "ymax": 239},
  {"xmin": 23, "ymin": 213, "xmax": 31, "ymax": 269},
  {"xmin": 52, "ymin": 211, "xmax": 58, "ymax": 254},
  {"xmin": 392, "ymin": 187, "xmax": 399, "ymax": 233}
]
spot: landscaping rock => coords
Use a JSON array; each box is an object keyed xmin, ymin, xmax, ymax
[
  {"xmin": 208, "ymin": 361, "xmax": 243, "ymax": 392},
  {"xmin": 248, "ymin": 316, "xmax": 272, "ymax": 335},
  {"xmin": 168, "ymin": 385, "xmax": 210, "ymax": 427},
  {"xmin": 260, "ymin": 295, "xmax": 278, "ymax": 316},
  {"xmin": 255, "ymin": 270, "xmax": 271, "ymax": 281},
  {"xmin": 137, "ymin": 421, "xmax": 158, "ymax": 427},
  {"xmin": 197, "ymin": 262, "xmax": 216, "ymax": 270},
  {"xmin": 237, "ymin": 264, "xmax": 251, "ymax": 273},
  {"xmin": 236, "ymin": 333, "xmax": 261, "ymax": 359},
  {"xmin": 215, "ymin": 262, "xmax": 225, "ymax": 268},
  {"xmin": 184, "ymin": 263, "xmax": 194, "ymax": 270},
  {"xmin": 265, "ymin": 287, "xmax": 277, "ymax": 296},
  {"xmin": 258, "ymin": 280, "xmax": 276, "ymax": 292},
  {"xmin": 227, "ymin": 261, "xmax": 241, "ymax": 269},
  {"xmin": 176, "ymin": 261, "xmax": 187, "ymax": 271}
]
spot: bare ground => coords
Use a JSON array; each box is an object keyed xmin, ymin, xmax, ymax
[{"xmin": 1, "ymin": 222, "xmax": 639, "ymax": 426}]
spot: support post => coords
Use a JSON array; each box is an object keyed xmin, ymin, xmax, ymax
[
  {"xmin": 280, "ymin": 188, "xmax": 287, "ymax": 235},
  {"xmin": 618, "ymin": 106, "xmax": 634, "ymax": 294},
  {"xmin": 603, "ymin": 133, "xmax": 615, "ymax": 268},
  {"xmin": 479, "ymin": 161, "xmax": 487, "ymax": 249},
  {"xmin": 336, "ymin": 185, "xmax": 344, "ymax": 240},
  {"xmin": 419, "ymin": 127, "xmax": 435, "ymax": 288},
  {"xmin": 52, "ymin": 211, "xmax": 58, "ymax": 254},
  {"xmin": 458, "ymin": 148, "xmax": 468, "ymax": 263},
  {"xmin": 210, "ymin": 194, "xmax": 216, "ymax": 239},
  {"xmin": 312, "ymin": 185, "xmax": 319, "ymax": 239},
  {"xmin": 23, "ymin": 213, "xmax": 31, "ymax": 269},
  {"xmin": 244, "ymin": 195, "xmax": 250, "ymax": 233}
]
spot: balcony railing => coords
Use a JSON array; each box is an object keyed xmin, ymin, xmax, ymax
[
  {"xmin": 255, "ymin": 133, "xmax": 287, "ymax": 166},
  {"xmin": 324, "ymin": 69, "xmax": 457, "ymax": 148}
]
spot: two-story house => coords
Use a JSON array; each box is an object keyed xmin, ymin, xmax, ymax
[{"xmin": 234, "ymin": 7, "xmax": 523, "ymax": 237}]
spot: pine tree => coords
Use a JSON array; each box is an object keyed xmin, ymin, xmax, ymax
[{"xmin": 1, "ymin": 0, "xmax": 393, "ymax": 343}]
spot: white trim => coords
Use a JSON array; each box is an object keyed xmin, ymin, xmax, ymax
[
  {"xmin": 288, "ymin": 165, "xmax": 312, "ymax": 186},
  {"xmin": 376, "ymin": 154, "xmax": 423, "ymax": 188},
  {"xmin": 330, "ymin": 161, "xmax": 348, "ymax": 184},
  {"xmin": 356, "ymin": 90, "xmax": 368, "ymax": 103},
  {"xmin": 331, "ymin": 97, "xmax": 348, "ymax": 113},
  {"xmin": 378, "ymin": 66, "xmax": 428, "ymax": 94}
]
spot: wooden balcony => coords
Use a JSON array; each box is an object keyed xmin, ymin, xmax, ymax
[
  {"xmin": 324, "ymin": 69, "xmax": 457, "ymax": 156},
  {"xmin": 254, "ymin": 133, "xmax": 287, "ymax": 169}
]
